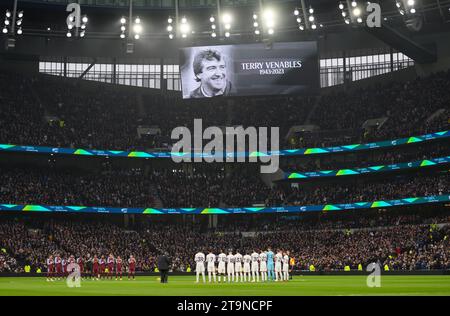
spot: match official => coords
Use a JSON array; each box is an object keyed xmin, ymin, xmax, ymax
[{"xmin": 157, "ymin": 252, "xmax": 171, "ymax": 284}]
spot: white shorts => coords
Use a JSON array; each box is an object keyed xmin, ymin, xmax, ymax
[
  {"xmin": 207, "ymin": 264, "xmax": 215, "ymax": 272},
  {"xmin": 275, "ymin": 263, "xmax": 282, "ymax": 272},
  {"xmin": 218, "ymin": 262, "xmax": 226, "ymax": 274},
  {"xmin": 235, "ymin": 263, "xmax": 242, "ymax": 273},
  {"xmin": 243, "ymin": 263, "xmax": 251, "ymax": 273},
  {"xmin": 283, "ymin": 264, "xmax": 289, "ymax": 273},
  {"xmin": 251, "ymin": 263, "xmax": 259, "ymax": 272},
  {"xmin": 196, "ymin": 263, "xmax": 205, "ymax": 273},
  {"xmin": 260, "ymin": 262, "xmax": 267, "ymax": 272},
  {"xmin": 227, "ymin": 264, "xmax": 234, "ymax": 274}
]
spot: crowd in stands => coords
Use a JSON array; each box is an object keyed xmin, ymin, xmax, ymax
[
  {"xmin": 0, "ymin": 164, "xmax": 447, "ymax": 208},
  {"xmin": 0, "ymin": 168, "xmax": 155, "ymax": 208},
  {"xmin": 281, "ymin": 142, "xmax": 450, "ymax": 172},
  {"xmin": 0, "ymin": 69, "xmax": 448, "ymax": 152},
  {"xmin": 284, "ymin": 175, "xmax": 448, "ymax": 206},
  {"xmin": 0, "ymin": 209, "xmax": 448, "ymax": 273}
]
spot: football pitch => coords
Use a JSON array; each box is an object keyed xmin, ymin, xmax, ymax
[{"xmin": 0, "ymin": 275, "xmax": 449, "ymax": 296}]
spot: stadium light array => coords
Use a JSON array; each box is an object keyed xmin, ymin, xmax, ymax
[
  {"xmin": 294, "ymin": 5, "xmax": 318, "ymax": 31},
  {"xmin": 120, "ymin": 17, "xmax": 126, "ymax": 39},
  {"xmin": 167, "ymin": 16, "xmax": 174, "ymax": 39},
  {"xmin": 133, "ymin": 16, "xmax": 142, "ymax": 40},
  {"xmin": 210, "ymin": 15, "xmax": 217, "ymax": 38},
  {"xmin": 395, "ymin": 0, "xmax": 417, "ymax": 15},
  {"xmin": 3, "ymin": 9, "xmax": 24, "ymax": 35},
  {"xmin": 222, "ymin": 12, "xmax": 232, "ymax": 36},
  {"xmin": 263, "ymin": 8, "xmax": 276, "ymax": 35},
  {"xmin": 253, "ymin": 12, "xmax": 261, "ymax": 35},
  {"xmin": 180, "ymin": 16, "xmax": 190, "ymax": 38},
  {"xmin": 339, "ymin": 1, "xmax": 364, "ymax": 25}
]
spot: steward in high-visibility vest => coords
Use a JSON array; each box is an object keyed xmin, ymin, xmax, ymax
[
  {"xmin": 24, "ymin": 265, "xmax": 31, "ymax": 273},
  {"xmin": 309, "ymin": 265, "xmax": 315, "ymax": 272},
  {"xmin": 358, "ymin": 264, "xmax": 363, "ymax": 271},
  {"xmin": 187, "ymin": 265, "xmax": 191, "ymax": 272},
  {"xmin": 344, "ymin": 265, "xmax": 350, "ymax": 271},
  {"xmin": 36, "ymin": 268, "xmax": 42, "ymax": 274},
  {"xmin": 384, "ymin": 264, "xmax": 389, "ymax": 271}
]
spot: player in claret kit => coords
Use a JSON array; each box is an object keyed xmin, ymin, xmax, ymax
[
  {"xmin": 99, "ymin": 255, "xmax": 106, "ymax": 279},
  {"xmin": 128, "ymin": 255, "xmax": 136, "ymax": 280},
  {"xmin": 217, "ymin": 250, "xmax": 227, "ymax": 283},
  {"xmin": 46, "ymin": 255, "xmax": 54, "ymax": 282},
  {"xmin": 206, "ymin": 251, "xmax": 217, "ymax": 283},
  {"xmin": 226, "ymin": 251, "xmax": 235, "ymax": 283},
  {"xmin": 115, "ymin": 256, "xmax": 123, "ymax": 280},
  {"xmin": 107, "ymin": 253, "xmax": 115, "ymax": 279},
  {"xmin": 76, "ymin": 255, "xmax": 84, "ymax": 279},
  {"xmin": 92, "ymin": 255, "xmax": 100, "ymax": 280},
  {"xmin": 251, "ymin": 250, "xmax": 260, "ymax": 283},
  {"xmin": 194, "ymin": 251, "xmax": 206, "ymax": 283},
  {"xmin": 243, "ymin": 253, "xmax": 252, "ymax": 282},
  {"xmin": 54, "ymin": 254, "xmax": 62, "ymax": 280}
]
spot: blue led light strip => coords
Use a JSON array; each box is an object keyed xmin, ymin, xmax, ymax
[
  {"xmin": 0, "ymin": 130, "xmax": 448, "ymax": 159},
  {"xmin": 0, "ymin": 195, "xmax": 448, "ymax": 215}
]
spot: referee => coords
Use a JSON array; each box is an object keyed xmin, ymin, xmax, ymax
[{"xmin": 157, "ymin": 252, "xmax": 171, "ymax": 284}]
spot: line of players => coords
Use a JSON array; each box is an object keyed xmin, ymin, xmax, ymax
[
  {"xmin": 45, "ymin": 253, "xmax": 137, "ymax": 281},
  {"xmin": 194, "ymin": 248, "xmax": 291, "ymax": 283}
]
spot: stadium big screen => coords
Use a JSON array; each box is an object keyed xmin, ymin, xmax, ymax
[{"xmin": 180, "ymin": 41, "xmax": 319, "ymax": 99}]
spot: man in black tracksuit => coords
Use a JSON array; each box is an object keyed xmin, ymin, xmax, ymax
[{"xmin": 157, "ymin": 252, "xmax": 171, "ymax": 284}]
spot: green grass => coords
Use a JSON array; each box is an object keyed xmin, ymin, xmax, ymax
[{"xmin": 0, "ymin": 275, "xmax": 449, "ymax": 296}]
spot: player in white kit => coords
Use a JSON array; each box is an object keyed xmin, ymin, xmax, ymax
[
  {"xmin": 275, "ymin": 250, "xmax": 283, "ymax": 281},
  {"xmin": 194, "ymin": 251, "xmax": 206, "ymax": 283},
  {"xmin": 206, "ymin": 251, "xmax": 217, "ymax": 283},
  {"xmin": 217, "ymin": 251, "xmax": 227, "ymax": 283},
  {"xmin": 234, "ymin": 251, "xmax": 243, "ymax": 282},
  {"xmin": 226, "ymin": 251, "xmax": 235, "ymax": 282},
  {"xmin": 259, "ymin": 251, "xmax": 268, "ymax": 282},
  {"xmin": 243, "ymin": 254, "xmax": 251, "ymax": 282},
  {"xmin": 251, "ymin": 251, "xmax": 260, "ymax": 282},
  {"xmin": 282, "ymin": 251, "xmax": 290, "ymax": 282}
]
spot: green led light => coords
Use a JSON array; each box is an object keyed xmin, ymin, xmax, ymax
[
  {"xmin": 305, "ymin": 148, "xmax": 329, "ymax": 155},
  {"xmin": 323, "ymin": 205, "xmax": 341, "ymax": 211},
  {"xmin": 74, "ymin": 149, "xmax": 93, "ymax": 155},
  {"xmin": 407, "ymin": 137, "xmax": 422, "ymax": 143},
  {"xmin": 288, "ymin": 173, "xmax": 307, "ymax": 179},
  {"xmin": 369, "ymin": 165, "xmax": 384, "ymax": 171},
  {"xmin": 143, "ymin": 208, "xmax": 164, "ymax": 214},
  {"xmin": 420, "ymin": 160, "xmax": 436, "ymax": 167},
  {"xmin": 371, "ymin": 201, "xmax": 391, "ymax": 208},
  {"xmin": 201, "ymin": 208, "xmax": 229, "ymax": 214},
  {"xmin": 0, "ymin": 144, "xmax": 15, "ymax": 149},
  {"xmin": 128, "ymin": 152, "xmax": 153, "ymax": 158},
  {"xmin": 336, "ymin": 169, "xmax": 359, "ymax": 176},
  {"xmin": 23, "ymin": 205, "xmax": 50, "ymax": 212}
]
